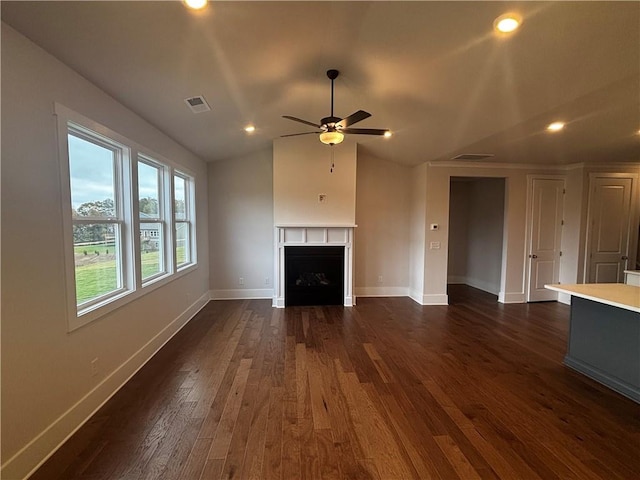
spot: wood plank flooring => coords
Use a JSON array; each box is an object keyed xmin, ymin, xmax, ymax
[{"xmin": 30, "ymin": 285, "xmax": 640, "ymax": 479}]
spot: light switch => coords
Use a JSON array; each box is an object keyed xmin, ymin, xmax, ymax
[{"xmin": 430, "ymin": 241, "xmax": 441, "ymax": 249}]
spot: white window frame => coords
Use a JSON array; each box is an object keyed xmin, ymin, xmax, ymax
[
  {"xmin": 55, "ymin": 103, "xmax": 198, "ymax": 331},
  {"xmin": 137, "ymin": 155, "xmax": 171, "ymax": 285},
  {"xmin": 173, "ymin": 171, "xmax": 197, "ymax": 270},
  {"xmin": 69, "ymin": 128, "xmax": 132, "ymax": 311}
]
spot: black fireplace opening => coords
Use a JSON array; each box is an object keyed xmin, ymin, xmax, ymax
[{"xmin": 285, "ymin": 246, "xmax": 344, "ymax": 306}]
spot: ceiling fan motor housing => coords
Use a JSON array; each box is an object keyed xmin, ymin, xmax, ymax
[{"xmin": 321, "ymin": 116, "xmax": 342, "ymax": 129}]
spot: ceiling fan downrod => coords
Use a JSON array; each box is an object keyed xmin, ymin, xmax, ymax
[{"xmin": 324, "ymin": 69, "xmax": 340, "ymax": 127}]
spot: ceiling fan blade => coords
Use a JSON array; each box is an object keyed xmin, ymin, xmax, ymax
[
  {"xmin": 280, "ymin": 131, "xmax": 320, "ymax": 138},
  {"xmin": 282, "ymin": 115, "xmax": 321, "ymax": 128},
  {"xmin": 337, "ymin": 110, "xmax": 371, "ymax": 128},
  {"xmin": 340, "ymin": 127, "xmax": 388, "ymax": 136}
]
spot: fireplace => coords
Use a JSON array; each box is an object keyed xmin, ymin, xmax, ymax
[
  {"xmin": 273, "ymin": 226, "xmax": 355, "ymax": 308},
  {"xmin": 285, "ymin": 246, "xmax": 344, "ymax": 306}
]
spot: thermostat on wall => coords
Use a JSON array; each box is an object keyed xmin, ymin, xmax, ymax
[{"xmin": 430, "ymin": 224, "xmax": 439, "ymax": 231}]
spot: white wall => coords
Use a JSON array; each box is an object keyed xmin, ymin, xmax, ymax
[
  {"xmin": 1, "ymin": 24, "xmax": 210, "ymax": 479},
  {"xmin": 208, "ymin": 150, "xmax": 274, "ymax": 299},
  {"xmin": 409, "ymin": 163, "xmax": 427, "ymax": 303},
  {"xmin": 559, "ymin": 167, "xmax": 585, "ymax": 287},
  {"xmin": 355, "ymin": 152, "xmax": 411, "ymax": 296},
  {"xmin": 273, "ymin": 136, "xmax": 357, "ymax": 226}
]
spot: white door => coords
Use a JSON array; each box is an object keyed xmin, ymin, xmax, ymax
[
  {"xmin": 586, "ymin": 176, "xmax": 634, "ymax": 283},
  {"xmin": 527, "ymin": 178, "xmax": 565, "ymax": 302}
]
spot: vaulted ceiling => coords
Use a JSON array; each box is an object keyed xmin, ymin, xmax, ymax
[{"xmin": 2, "ymin": 1, "xmax": 639, "ymax": 166}]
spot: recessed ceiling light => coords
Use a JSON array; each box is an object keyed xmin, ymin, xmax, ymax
[
  {"xmin": 494, "ymin": 13, "xmax": 522, "ymax": 33},
  {"xmin": 244, "ymin": 125, "xmax": 256, "ymax": 133},
  {"xmin": 547, "ymin": 122, "xmax": 565, "ymax": 132},
  {"xmin": 384, "ymin": 131, "xmax": 392, "ymax": 138},
  {"xmin": 184, "ymin": 0, "xmax": 207, "ymax": 10}
]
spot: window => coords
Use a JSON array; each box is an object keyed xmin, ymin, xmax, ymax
[
  {"xmin": 138, "ymin": 158, "xmax": 167, "ymax": 282},
  {"xmin": 174, "ymin": 172, "xmax": 195, "ymax": 268},
  {"xmin": 68, "ymin": 128, "xmax": 130, "ymax": 308},
  {"xmin": 56, "ymin": 104, "xmax": 197, "ymax": 330}
]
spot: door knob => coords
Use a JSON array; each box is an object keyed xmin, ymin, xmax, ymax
[
  {"xmin": 529, "ymin": 254, "xmax": 538, "ymax": 259},
  {"xmin": 621, "ymin": 255, "xmax": 629, "ymax": 260}
]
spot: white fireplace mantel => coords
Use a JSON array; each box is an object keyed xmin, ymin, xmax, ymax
[{"xmin": 273, "ymin": 225, "xmax": 356, "ymax": 308}]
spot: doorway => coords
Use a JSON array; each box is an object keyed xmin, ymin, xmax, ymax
[{"xmin": 448, "ymin": 177, "xmax": 506, "ymax": 301}]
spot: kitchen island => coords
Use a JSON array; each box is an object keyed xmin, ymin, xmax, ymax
[{"xmin": 545, "ymin": 283, "xmax": 639, "ymax": 403}]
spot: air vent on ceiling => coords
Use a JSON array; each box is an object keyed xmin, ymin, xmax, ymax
[
  {"xmin": 452, "ymin": 153, "xmax": 495, "ymax": 160},
  {"xmin": 184, "ymin": 95, "xmax": 211, "ymax": 113}
]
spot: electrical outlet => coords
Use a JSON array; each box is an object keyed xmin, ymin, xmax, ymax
[
  {"xmin": 239, "ymin": 277, "xmax": 244, "ymax": 286},
  {"xmin": 265, "ymin": 277, "xmax": 270, "ymax": 286},
  {"xmin": 378, "ymin": 275, "xmax": 383, "ymax": 284},
  {"xmin": 90, "ymin": 358, "xmax": 99, "ymax": 377}
]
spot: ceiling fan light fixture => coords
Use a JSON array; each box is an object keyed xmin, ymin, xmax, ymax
[{"xmin": 319, "ymin": 131, "xmax": 344, "ymax": 145}]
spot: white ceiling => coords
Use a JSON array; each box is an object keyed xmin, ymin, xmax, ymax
[{"xmin": 2, "ymin": 1, "xmax": 639, "ymax": 167}]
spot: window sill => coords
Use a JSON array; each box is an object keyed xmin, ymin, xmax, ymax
[{"xmin": 69, "ymin": 262, "xmax": 199, "ymax": 332}]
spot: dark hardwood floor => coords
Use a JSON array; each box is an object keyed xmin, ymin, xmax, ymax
[{"xmin": 31, "ymin": 285, "xmax": 640, "ymax": 479}]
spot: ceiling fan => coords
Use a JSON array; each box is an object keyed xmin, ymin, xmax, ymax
[{"xmin": 282, "ymin": 69, "xmax": 389, "ymax": 145}]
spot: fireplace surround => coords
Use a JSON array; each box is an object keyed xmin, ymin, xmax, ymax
[{"xmin": 273, "ymin": 226, "xmax": 355, "ymax": 307}]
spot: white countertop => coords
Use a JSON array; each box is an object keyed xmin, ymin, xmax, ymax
[{"xmin": 545, "ymin": 283, "xmax": 640, "ymax": 313}]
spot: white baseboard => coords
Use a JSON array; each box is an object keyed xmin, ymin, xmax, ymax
[
  {"xmin": 498, "ymin": 291, "xmax": 526, "ymax": 303},
  {"xmin": 422, "ymin": 293, "xmax": 449, "ymax": 305},
  {"xmin": 1, "ymin": 292, "xmax": 210, "ymax": 480},
  {"xmin": 408, "ymin": 291, "xmax": 449, "ymax": 305},
  {"xmin": 354, "ymin": 286, "xmax": 409, "ymax": 297},
  {"xmin": 409, "ymin": 289, "xmax": 425, "ymax": 305},
  {"xmin": 210, "ymin": 288, "xmax": 273, "ymax": 300}
]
